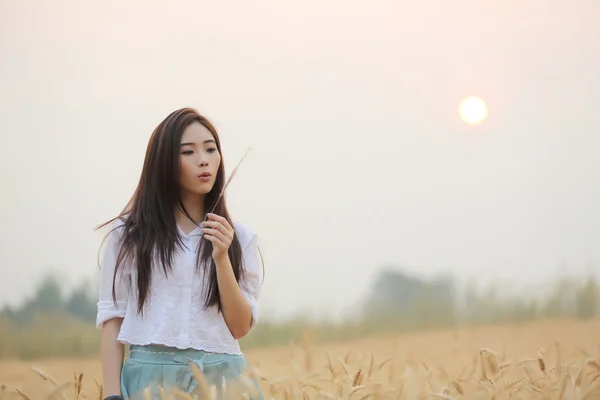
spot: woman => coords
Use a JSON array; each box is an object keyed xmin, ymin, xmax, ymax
[{"xmin": 96, "ymin": 108, "xmax": 264, "ymax": 400}]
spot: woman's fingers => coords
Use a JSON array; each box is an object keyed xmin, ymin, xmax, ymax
[
  {"xmin": 203, "ymin": 218, "xmax": 234, "ymax": 240},
  {"xmin": 202, "ymin": 228, "xmax": 228, "ymax": 244},
  {"xmin": 207, "ymin": 213, "xmax": 234, "ymax": 233}
]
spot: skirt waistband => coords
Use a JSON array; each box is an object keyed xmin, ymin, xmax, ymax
[
  {"xmin": 128, "ymin": 344, "xmax": 243, "ymax": 365},
  {"xmin": 123, "ymin": 345, "xmax": 256, "ymax": 397}
]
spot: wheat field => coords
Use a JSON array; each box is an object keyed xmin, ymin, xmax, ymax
[{"xmin": 1, "ymin": 318, "xmax": 599, "ymax": 399}]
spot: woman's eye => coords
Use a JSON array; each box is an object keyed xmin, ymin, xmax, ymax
[
  {"xmin": 207, "ymin": 148, "xmax": 217, "ymax": 153},
  {"xmin": 181, "ymin": 150, "xmax": 193, "ymax": 155}
]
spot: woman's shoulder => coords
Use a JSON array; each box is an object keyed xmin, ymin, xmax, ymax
[
  {"xmin": 102, "ymin": 215, "xmax": 129, "ymax": 243},
  {"xmin": 108, "ymin": 215, "xmax": 129, "ymax": 232},
  {"xmin": 232, "ymin": 220, "xmax": 257, "ymax": 248}
]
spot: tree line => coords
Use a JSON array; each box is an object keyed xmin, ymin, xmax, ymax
[
  {"xmin": 0, "ymin": 267, "xmax": 598, "ymax": 359},
  {"xmin": 1, "ymin": 274, "xmax": 97, "ymax": 326},
  {"xmin": 359, "ymin": 266, "xmax": 599, "ymax": 330}
]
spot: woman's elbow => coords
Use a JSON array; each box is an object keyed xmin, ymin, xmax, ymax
[
  {"xmin": 231, "ymin": 318, "xmax": 254, "ymax": 339},
  {"xmin": 231, "ymin": 326, "xmax": 250, "ymax": 340}
]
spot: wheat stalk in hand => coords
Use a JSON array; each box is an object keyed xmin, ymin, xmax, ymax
[{"xmin": 206, "ymin": 146, "xmax": 252, "ymax": 218}]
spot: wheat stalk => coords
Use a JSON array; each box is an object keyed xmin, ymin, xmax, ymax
[
  {"xmin": 32, "ymin": 367, "xmax": 60, "ymax": 387},
  {"xmin": 188, "ymin": 362, "xmax": 211, "ymax": 399},
  {"xmin": 9, "ymin": 320, "xmax": 600, "ymax": 400},
  {"xmin": 12, "ymin": 389, "xmax": 31, "ymax": 400},
  {"xmin": 208, "ymin": 146, "xmax": 252, "ymax": 216},
  {"xmin": 47, "ymin": 382, "xmax": 71, "ymax": 400}
]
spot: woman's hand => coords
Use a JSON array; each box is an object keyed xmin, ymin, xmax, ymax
[{"xmin": 202, "ymin": 213, "xmax": 235, "ymax": 263}]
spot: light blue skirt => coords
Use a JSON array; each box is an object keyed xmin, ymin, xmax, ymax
[{"xmin": 120, "ymin": 345, "xmax": 264, "ymax": 400}]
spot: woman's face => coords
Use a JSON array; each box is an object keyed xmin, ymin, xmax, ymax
[{"xmin": 178, "ymin": 121, "xmax": 221, "ymax": 197}]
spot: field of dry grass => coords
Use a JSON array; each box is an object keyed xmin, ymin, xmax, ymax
[{"xmin": 1, "ymin": 318, "xmax": 599, "ymax": 399}]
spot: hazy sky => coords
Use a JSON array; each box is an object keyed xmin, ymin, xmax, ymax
[{"xmin": 1, "ymin": 0, "xmax": 599, "ymax": 320}]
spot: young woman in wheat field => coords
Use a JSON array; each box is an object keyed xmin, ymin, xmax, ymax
[{"xmin": 95, "ymin": 108, "xmax": 264, "ymax": 400}]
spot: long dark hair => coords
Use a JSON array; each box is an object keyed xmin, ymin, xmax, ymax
[{"xmin": 97, "ymin": 107, "xmax": 244, "ymax": 314}]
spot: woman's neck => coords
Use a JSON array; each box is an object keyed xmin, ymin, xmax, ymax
[{"xmin": 175, "ymin": 192, "xmax": 205, "ymax": 233}]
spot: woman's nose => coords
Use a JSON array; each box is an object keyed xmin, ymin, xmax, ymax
[{"xmin": 197, "ymin": 154, "xmax": 209, "ymax": 166}]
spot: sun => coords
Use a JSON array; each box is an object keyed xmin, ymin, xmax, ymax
[{"xmin": 458, "ymin": 96, "xmax": 488, "ymax": 125}]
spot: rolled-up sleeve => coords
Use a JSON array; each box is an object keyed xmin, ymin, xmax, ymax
[
  {"xmin": 239, "ymin": 233, "xmax": 263, "ymax": 329},
  {"xmin": 96, "ymin": 220, "xmax": 130, "ymax": 329}
]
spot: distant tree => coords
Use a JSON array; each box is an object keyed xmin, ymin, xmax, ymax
[
  {"xmin": 508, "ymin": 298, "xmax": 539, "ymax": 323},
  {"xmin": 461, "ymin": 282, "xmax": 506, "ymax": 324},
  {"xmin": 0, "ymin": 306, "xmax": 14, "ymax": 321},
  {"xmin": 2, "ymin": 273, "xmax": 65, "ymax": 325},
  {"xmin": 541, "ymin": 277, "xmax": 579, "ymax": 318},
  {"xmin": 576, "ymin": 276, "xmax": 598, "ymax": 319},
  {"xmin": 65, "ymin": 280, "xmax": 97, "ymax": 323},
  {"xmin": 30, "ymin": 274, "xmax": 64, "ymax": 313},
  {"xmin": 362, "ymin": 267, "xmax": 427, "ymax": 317},
  {"xmin": 362, "ymin": 266, "xmax": 455, "ymax": 330}
]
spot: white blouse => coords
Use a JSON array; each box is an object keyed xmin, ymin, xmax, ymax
[{"xmin": 95, "ymin": 217, "xmax": 262, "ymax": 355}]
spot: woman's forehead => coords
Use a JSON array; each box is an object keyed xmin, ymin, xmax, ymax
[{"xmin": 181, "ymin": 122, "xmax": 215, "ymax": 144}]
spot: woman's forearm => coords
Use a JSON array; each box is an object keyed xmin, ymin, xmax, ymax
[
  {"xmin": 214, "ymin": 255, "xmax": 252, "ymax": 339},
  {"xmin": 100, "ymin": 318, "xmax": 125, "ymax": 396}
]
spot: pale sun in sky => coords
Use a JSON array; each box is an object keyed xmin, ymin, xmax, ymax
[{"xmin": 458, "ymin": 96, "xmax": 488, "ymax": 125}]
